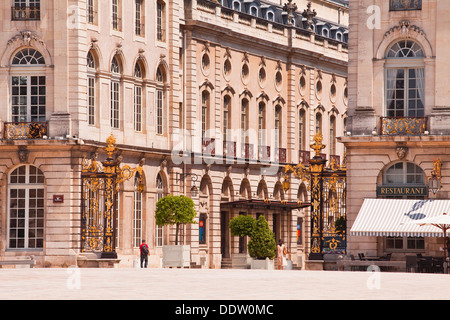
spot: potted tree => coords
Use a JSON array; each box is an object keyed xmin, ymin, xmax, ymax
[
  {"xmin": 229, "ymin": 215, "xmax": 277, "ymax": 269},
  {"xmin": 155, "ymin": 195, "xmax": 197, "ymax": 268}
]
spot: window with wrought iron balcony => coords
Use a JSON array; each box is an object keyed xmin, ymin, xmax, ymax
[
  {"xmin": 381, "ymin": 39, "xmax": 427, "ymax": 136},
  {"xmin": 11, "ymin": 0, "xmax": 40, "ymax": 21},
  {"xmin": 5, "ymin": 48, "xmax": 48, "ymax": 140}
]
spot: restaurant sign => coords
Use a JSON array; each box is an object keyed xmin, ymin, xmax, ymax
[{"xmin": 377, "ymin": 186, "xmax": 428, "ymax": 197}]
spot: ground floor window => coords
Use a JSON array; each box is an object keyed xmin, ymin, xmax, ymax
[
  {"xmin": 385, "ymin": 236, "xmax": 424, "ymax": 251},
  {"xmin": 8, "ymin": 165, "xmax": 45, "ymax": 249}
]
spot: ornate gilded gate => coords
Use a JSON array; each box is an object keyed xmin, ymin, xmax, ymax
[
  {"xmin": 81, "ymin": 135, "xmax": 144, "ymax": 258},
  {"xmin": 285, "ymin": 132, "xmax": 346, "ymax": 260}
]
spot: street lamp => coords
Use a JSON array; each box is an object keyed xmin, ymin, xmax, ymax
[
  {"xmin": 429, "ymin": 158, "xmax": 442, "ymax": 196},
  {"xmin": 282, "ymin": 174, "xmax": 290, "ymax": 193},
  {"xmin": 176, "ymin": 172, "xmax": 199, "ymax": 198}
]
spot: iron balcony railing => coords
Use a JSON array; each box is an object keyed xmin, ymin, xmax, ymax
[
  {"xmin": 380, "ymin": 116, "xmax": 427, "ymax": 136},
  {"xmin": 4, "ymin": 122, "xmax": 48, "ymax": 140},
  {"xmin": 258, "ymin": 145, "xmax": 270, "ymax": 161},
  {"xmin": 299, "ymin": 150, "xmax": 310, "ymax": 165},
  {"xmin": 11, "ymin": 6, "xmax": 40, "ymax": 20},
  {"xmin": 202, "ymin": 137, "xmax": 215, "ymax": 156},
  {"xmin": 276, "ymin": 147, "xmax": 287, "ymax": 163},
  {"xmin": 223, "ymin": 140, "xmax": 236, "ymax": 158}
]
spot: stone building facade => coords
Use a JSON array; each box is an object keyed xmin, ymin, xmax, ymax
[
  {"xmin": 0, "ymin": 0, "xmax": 347, "ymax": 268},
  {"xmin": 342, "ymin": 0, "xmax": 450, "ymax": 261}
]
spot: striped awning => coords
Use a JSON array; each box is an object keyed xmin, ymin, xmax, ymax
[{"xmin": 350, "ymin": 198, "xmax": 450, "ymax": 237}]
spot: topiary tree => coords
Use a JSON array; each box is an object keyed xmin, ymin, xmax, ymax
[
  {"xmin": 229, "ymin": 215, "xmax": 276, "ymax": 260},
  {"xmin": 229, "ymin": 215, "xmax": 256, "ymax": 238},
  {"xmin": 248, "ymin": 215, "xmax": 277, "ymax": 260},
  {"xmin": 155, "ymin": 195, "xmax": 197, "ymax": 245}
]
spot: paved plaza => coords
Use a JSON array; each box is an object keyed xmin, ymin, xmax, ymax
[{"xmin": 0, "ymin": 267, "xmax": 449, "ymax": 300}]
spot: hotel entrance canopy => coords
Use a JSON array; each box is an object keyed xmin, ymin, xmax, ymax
[
  {"xmin": 220, "ymin": 199, "xmax": 311, "ymax": 211},
  {"xmin": 350, "ymin": 199, "xmax": 450, "ymax": 237}
]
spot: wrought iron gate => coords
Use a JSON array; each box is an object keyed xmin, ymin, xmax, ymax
[
  {"xmin": 80, "ymin": 135, "xmax": 144, "ymax": 259},
  {"xmin": 285, "ymin": 132, "xmax": 346, "ymax": 260}
]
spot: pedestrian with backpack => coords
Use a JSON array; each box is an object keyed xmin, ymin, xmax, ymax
[{"xmin": 140, "ymin": 240, "xmax": 149, "ymax": 268}]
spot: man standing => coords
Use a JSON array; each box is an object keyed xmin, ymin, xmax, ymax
[{"xmin": 140, "ymin": 240, "xmax": 149, "ymax": 268}]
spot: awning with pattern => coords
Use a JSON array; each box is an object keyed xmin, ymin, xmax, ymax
[{"xmin": 350, "ymin": 198, "xmax": 450, "ymax": 237}]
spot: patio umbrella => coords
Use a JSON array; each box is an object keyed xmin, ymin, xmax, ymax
[{"xmin": 410, "ymin": 212, "xmax": 450, "ymax": 272}]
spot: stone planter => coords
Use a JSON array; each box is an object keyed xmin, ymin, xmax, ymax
[
  {"xmin": 162, "ymin": 245, "xmax": 190, "ymax": 268},
  {"xmin": 231, "ymin": 253, "xmax": 251, "ymax": 269},
  {"xmin": 250, "ymin": 257, "xmax": 274, "ymax": 270}
]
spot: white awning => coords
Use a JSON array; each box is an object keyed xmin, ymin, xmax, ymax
[{"xmin": 350, "ymin": 198, "xmax": 450, "ymax": 237}]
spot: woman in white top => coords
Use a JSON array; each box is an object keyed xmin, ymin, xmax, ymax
[{"xmin": 277, "ymin": 239, "xmax": 287, "ymax": 270}]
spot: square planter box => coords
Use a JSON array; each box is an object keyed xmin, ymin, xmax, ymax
[
  {"xmin": 250, "ymin": 257, "xmax": 274, "ymax": 270},
  {"xmin": 162, "ymin": 245, "xmax": 190, "ymax": 268}
]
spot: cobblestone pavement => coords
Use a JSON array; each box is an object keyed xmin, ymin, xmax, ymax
[{"xmin": 0, "ymin": 267, "xmax": 449, "ymax": 300}]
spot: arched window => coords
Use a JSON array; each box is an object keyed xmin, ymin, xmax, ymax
[
  {"xmin": 12, "ymin": 48, "xmax": 45, "ymax": 65},
  {"xmin": 110, "ymin": 56, "xmax": 121, "ymax": 128},
  {"xmin": 385, "ymin": 40, "xmax": 425, "ymax": 117},
  {"xmin": 11, "ymin": 48, "xmax": 46, "ymax": 123},
  {"xmin": 134, "ymin": 62, "xmax": 143, "ymax": 132},
  {"xmin": 155, "ymin": 173, "xmax": 165, "ymax": 246},
  {"xmin": 8, "ymin": 165, "xmax": 45, "ymax": 249},
  {"xmin": 382, "ymin": 162, "xmax": 425, "ymax": 188}
]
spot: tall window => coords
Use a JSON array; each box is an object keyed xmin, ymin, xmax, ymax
[
  {"xmin": 157, "ymin": 1, "xmax": 166, "ymax": 41},
  {"xmin": 385, "ymin": 40, "xmax": 425, "ymax": 117},
  {"xmin": 112, "ymin": 0, "xmax": 121, "ymax": 31},
  {"xmin": 87, "ymin": 0, "xmax": 95, "ymax": 24},
  {"xmin": 156, "ymin": 174, "xmax": 164, "ymax": 247},
  {"xmin": 156, "ymin": 66, "xmax": 165, "ymax": 134},
  {"xmin": 223, "ymin": 95, "xmax": 231, "ymax": 142},
  {"xmin": 329, "ymin": 115, "xmax": 336, "ymax": 155},
  {"xmin": 110, "ymin": 57, "xmax": 121, "ymax": 129},
  {"xmin": 258, "ymin": 102, "xmax": 266, "ymax": 146},
  {"xmin": 135, "ymin": 0, "xmax": 144, "ymax": 36},
  {"xmin": 201, "ymin": 91, "xmax": 210, "ymax": 139},
  {"xmin": 8, "ymin": 165, "xmax": 45, "ymax": 249},
  {"xmin": 315, "ymin": 112, "xmax": 322, "ymax": 134},
  {"xmin": 11, "ymin": 48, "xmax": 46, "ymax": 123},
  {"xmin": 12, "ymin": 0, "xmax": 40, "ymax": 20},
  {"xmin": 133, "ymin": 173, "xmax": 143, "ymax": 247},
  {"xmin": 241, "ymin": 99, "xmax": 249, "ymax": 148},
  {"xmin": 134, "ymin": 63, "xmax": 143, "ymax": 132},
  {"xmin": 298, "ymin": 108, "xmax": 306, "ymax": 150},
  {"xmin": 274, "ymin": 106, "xmax": 281, "ymax": 149},
  {"xmin": 87, "ymin": 52, "xmax": 96, "ymax": 126}
]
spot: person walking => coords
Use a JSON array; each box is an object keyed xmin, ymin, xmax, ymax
[
  {"xmin": 139, "ymin": 240, "xmax": 149, "ymax": 268},
  {"xmin": 277, "ymin": 239, "xmax": 287, "ymax": 270}
]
